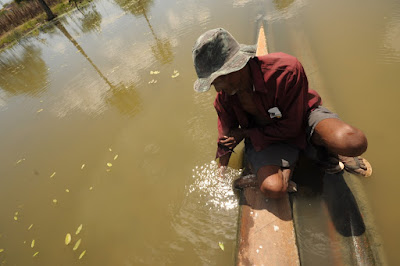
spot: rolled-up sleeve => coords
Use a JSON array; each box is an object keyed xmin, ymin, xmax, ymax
[{"xmin": 214, "ymin": 93, "xmax": 239, "ymax": 159}]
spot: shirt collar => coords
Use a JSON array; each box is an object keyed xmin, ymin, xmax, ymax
[{"xmin": 249, "ymin": 57, "xmax": 268, "ymax": 93}]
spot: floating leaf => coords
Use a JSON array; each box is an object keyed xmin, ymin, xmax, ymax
[
  {"xmin": 28, "ymin": 224, "xmax": 33, "ymax": 230},
  {"xmin": 106, "ymin": 169, "xmax": 111, "ymax": 172},
  {"xmin": 52, "ymin": 199, "xmax": 58, "ymax": 204},
  {"xmin": 81, "ymin": 164, "xmax": 85, "ymax": 170},
  {"xmin": 113, "ymin": 155, "xmax": 118, "ymax": 160},
  {"xmin": 33, "ymin": 251, "xmax": 39, "ymax": 257},
  {"xmin": 109, "ymin": 148, "xmax": 112, "ymax": 152},
  {"xmin": 37, "ymin": 109, "xmax": 43, "ymax": 113},
  {"xmin": 89, "ymin": 187, "xmax": 93, "ymax": 191},
  {"xmin": 65, "ymin": 233, "xmax": 72, "ymax": 245},
  {"xmin": 65, "ymin": 189, "xmax": 70, "ymax": 193},
  {"xmin": 50, "ymin": 172, "xmax": 56, "ymax": 178},
  {"xmin": 73, "ymin": 239, "xmax": 81, "ymax": 251},
  {"xmin": 107, "ymin": 163, "xmax": 112, "ymax": 167},
  {"xmin": 14, "ymin": 216, "xmax": 18, "ymax": 221},
  {"xmin": 15, "ymin": 211, "xmax": 19, "ymax": 216},
  {"xmin": 75, "ymin": 224, "xmax": 83, "ymax": 235},
  {"xmin": 218, "ymin": 242, "xmax": 224, "ymax": 251},
  {"xmin": 16, "ymin": 158, "xmax": 26, "ymax": 164},
  {"xmin": 31, "ymin": 240, "xmax": 35, "ymax": 248},
  {"xmin": 79, "ymin": 250, "xmax": 86, "ymax": 259},
  {"xmin": 0, "ymin": 249, "xmax": 4, "ymax": 252}
]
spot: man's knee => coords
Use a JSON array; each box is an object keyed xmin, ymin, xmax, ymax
[
  {"xmin": 332, "ymin": 124, "xmax": 368, "ymax": 156},
  {"xmin": 314, "ymin": 119, "xmax": 368, "ymax": 156},
  {"xmin": 257, "ymin": 166, "xmax": 290, "ymax": 199}
]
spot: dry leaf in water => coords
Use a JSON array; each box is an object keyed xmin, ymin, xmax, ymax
[{"xmin": 65, "ymin": 233, "xmax": 72, "ymax": 245}]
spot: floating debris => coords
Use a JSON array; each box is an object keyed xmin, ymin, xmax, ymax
[
  {"xmin": 79, "ymin": 250, "xmax": 86, "ymax": 259},
  {"xmin": 13, "ymin": 216, "xmax": 18, "ymax": 221},
  {"xmin": 75, "ymin": 224, "xmax": 83, "ymax": 235},
  {"xmin": 150, "ymin": 70, "xmax": 160, "ymax": 74},
  {"xmin": 89, "ymin": 187, "xmax": 93, "ymax": 191},
  {"xmin": 31, "ymin": 240, "xmax": 35, "ymax": 248},
  {"xmin": 37, "ymin": 109, "xmax": 43, "ymax": 113},
  {"xmin": 81, "ymin": 164, "xmax": 85, "ymax": 170},
  {"xmin": 114, "ymin": 155, "xmax": 118, "ymax": 160},
  {"xmin": 109, "ymin": 148, "xmax": 112, "ymax": 152},
  {"xmin": 50, "ymin": 172, "xmax": 56, "ymax": 178},
  {"xmin": 28, "ymin": 224, "xmax": 33, "ymax": 230},
  {"xmin": 15, "ymin": 212, "xmax": 18, "ymax": 216},
  {"xmin": 107, "ymin": 163, "xmax": 112, "ymax": 167},
  {"xmin": 256, "ymin": 249, "xmax": 260, "ymax": 254},
  {"xmin": 16, "ymin": 158, "xmax": 26, "ymax": 165},
  {"xmin": 65, "ymin": 189, "xmax": 70, "ymax": 193},
  {"xmin": 73, "ymin": 239, "xmax": 81, "ymax": 251},
  {"xmin": 106, "ymin": 169, "xmax": 111, "ymax": 172},
  {"xmin": 218, "ymin": 242, "xmax": 224, "ymax": 251},
  {"xmin": 171, "ymin": 70, "xmax": 180, "ymax": 78},
  {"xmin": 0, "ymin": 249, "xmax": 4, "ymax": 252},
  {"xmin": 52, "ymin": 199, "xmax": 58, "ymax": 204},
  {"xmin": 65, "ymin": 234, "xmax": 72, "ymax": 245},
  {"xmin": 33, "ymin": 251, "xmax": 39, "ymax": 257},
  {"xmin": 273, "ymin": 225, "xmax": 279, "ymax": 232},
  {"xmin": 148, "ymin": 79, "xmax": 157, "ymax": 84}
]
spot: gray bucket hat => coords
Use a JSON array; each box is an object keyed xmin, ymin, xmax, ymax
[{"xmin": 192, "ymin": 28, "xmax": 256, "ymax": 92}]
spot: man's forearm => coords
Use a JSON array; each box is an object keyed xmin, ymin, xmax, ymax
[{"xmin": 218, "ymin": 153, "xmax": 231, "ymax": 167}]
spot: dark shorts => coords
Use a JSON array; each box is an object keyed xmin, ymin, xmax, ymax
[{"xmin": 245, "ymin": 106, "xmax": 339, "ymax": 174}]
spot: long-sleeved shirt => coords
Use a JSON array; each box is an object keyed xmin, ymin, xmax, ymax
[{"xmin": 214, "ymin": 52, "xmax": 322, "ymax": 159}]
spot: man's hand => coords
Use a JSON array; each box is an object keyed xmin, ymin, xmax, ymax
[{"xmin": 218, "ymin": 128, "xmax": 247, "ymax": 150}]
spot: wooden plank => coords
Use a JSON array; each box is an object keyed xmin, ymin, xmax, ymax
[{"xmin": 236, "ymin": 25, "xmax": 300, "ymax": 266}]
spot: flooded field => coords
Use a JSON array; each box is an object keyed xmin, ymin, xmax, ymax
[{"xmin": 0, "ymin": 0, "xmax": 399, "ymax": 264}]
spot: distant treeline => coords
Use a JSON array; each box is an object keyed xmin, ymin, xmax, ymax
[{"xmin": 0, "ymin": 0, "xmax": 63, "ymax": 35}]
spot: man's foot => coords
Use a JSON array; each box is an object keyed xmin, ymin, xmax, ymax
[
  {"xmin": 288, "ymin": 181, "xmax": 297, "ymax": 193},
  {"xmin": 317, "ymin": 154, "xmax": 345, "ymax": 174},
  {"xmin": 233, "ymin": 174, "xmax": 298, "ymax": 193},
  {"xmin": 338, "ymin": 155, "xmax": 373, "ymax": 177},
  {"xmin": 233, "ymin": 174, "xmax": 257, "ymax": 189}
]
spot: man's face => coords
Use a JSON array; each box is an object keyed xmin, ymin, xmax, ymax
[{"xmin": 212, "ymin": 71, "xmax": 241, "ymax": 96}]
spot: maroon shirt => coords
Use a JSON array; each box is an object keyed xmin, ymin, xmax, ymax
[{"xmin": 214, "ymin": 52, "xmax": 322, "ymax": 159}]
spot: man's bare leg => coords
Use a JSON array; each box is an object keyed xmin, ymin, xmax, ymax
[
  {"xmin": 311, "ymin": 118, "xmax": 372, "ymax": 176},
  {"xmin": 311, "ymin": 118, "xmax": 367, "ymax": 156},
  {"xmin": 257, "ymin": 165, "xmax": 295, "ymax": 198}
]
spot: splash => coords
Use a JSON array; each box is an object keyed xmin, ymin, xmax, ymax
[{"xmin": 186, "ymin": 160, "xmax": 242, "ymax": 211}]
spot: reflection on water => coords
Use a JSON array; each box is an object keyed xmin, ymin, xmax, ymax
[
  {"xmin": 114, "ymin": 0, "xmax": 173, "ymax": 64},
  {"xmin": 273, "ymin": 0, "xmax": 295, "ymax": 11},
  {"xmin": 80, "ymin": 5, "xmax": 102, "ymax": 34},
  {"xmin": 0, "ymin": 45, "xmax": 48, "ymax": 96}
]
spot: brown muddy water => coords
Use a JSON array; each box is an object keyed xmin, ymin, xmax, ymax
[{"xmin": 0, "ymin": 0, "xmax": 399, "ymax": 265}]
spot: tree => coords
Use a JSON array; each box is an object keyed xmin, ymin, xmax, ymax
[{"xmin": 37, "ymin": 0, "xmax": 55, "ymax": 20}]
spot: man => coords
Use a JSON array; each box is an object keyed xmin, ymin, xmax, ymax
[{"xmin": 192, "ymin": 28, "xmax": 372, "ymax": 198}]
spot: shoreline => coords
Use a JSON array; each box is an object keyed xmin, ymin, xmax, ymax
[{"xmin": 0, "ymin": 0, "xmax": 92, "ymax": 51}]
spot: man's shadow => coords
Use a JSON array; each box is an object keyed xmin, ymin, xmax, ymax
[
  {"xmin": 291, "ymin": 155, "xmax": 366, "ymax": 237},
  {"xmin": 237, "ymin": 153, "xmax": 366, "ymax": 236}
]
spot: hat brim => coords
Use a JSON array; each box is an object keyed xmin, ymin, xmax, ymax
[{"xmin": 193, "ymin": 44, "xmax": 256, "ymax": 93}]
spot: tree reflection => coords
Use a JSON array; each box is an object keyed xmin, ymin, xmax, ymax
[
  {"xmin": 80, "ymin": 5, "xmax": 102, "ymax": 33},
  {"xmin": 55, "ymin": 21, "xmax": 142, "ymax": 116},
  {"xmin": 113, "ymin": 0, "xmax": 173, "ymax": 64},
  {"xmin": 273, "ymin": 0, "xmax": 295, "ymax": 11},
  {"xmin": 0, "ymin": 45, "xmax": 48, "ymax": 96}
]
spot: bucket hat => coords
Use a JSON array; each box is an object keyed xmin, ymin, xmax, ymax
[{"xmin": 192, "ymin": 28, "xmax": 256, "ymax": 92}]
